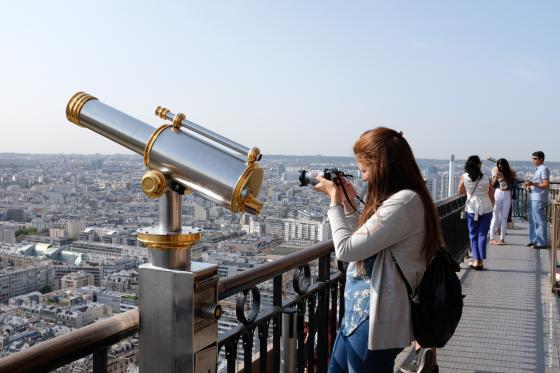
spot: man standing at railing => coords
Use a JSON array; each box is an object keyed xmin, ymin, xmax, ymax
[{"xmin": 525, "ymin": 151, "xmax": 550, "ymax": 249}]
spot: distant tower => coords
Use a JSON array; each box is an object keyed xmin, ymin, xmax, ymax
[{"xmin": 448, "ymin": 154, "xmax": 455, "ymax": 197}]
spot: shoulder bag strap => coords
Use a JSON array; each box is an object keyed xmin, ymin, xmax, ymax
[
  {"xmin": 464, "ymin": 178, "xmax": 481, "ymax": 210},
  {"xmin": 391, "ymin": 251, "xmax": 413, "ymax": 298}
]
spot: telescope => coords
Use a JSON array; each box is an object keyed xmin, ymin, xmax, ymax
[
  {"xmin": 66, "ymin": 92, "xmax": 265, "ymax": 373},
  {"xmin": 66, "ymin": 92, "xmax": 263, "ymax": 215}
]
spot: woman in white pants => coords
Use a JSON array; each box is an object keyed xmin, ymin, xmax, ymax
[{"xmin": 490, "ymin": 158, "xmax": 516, "ymax": 245}]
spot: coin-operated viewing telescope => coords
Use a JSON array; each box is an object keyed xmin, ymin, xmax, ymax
[
  {"xmin": 66, "ymin": 92, "xmax": 264, "ymax": 373},
  {"xmin": 66, "ymin": 92, "xmax": 263, "ymax": 215}
]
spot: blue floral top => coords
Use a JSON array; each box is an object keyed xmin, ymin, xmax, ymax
[{"xmin": 341, "ymin": 256, "xmax": 375, "ymax": 336}]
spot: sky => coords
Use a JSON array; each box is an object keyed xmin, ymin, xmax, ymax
[{"xmin": 0, "ymin": 1, "xmax": 558, "ymax": 161}]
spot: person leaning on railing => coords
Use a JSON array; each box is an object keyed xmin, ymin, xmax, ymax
[
  {"xmin": 525, "ymin": 151, "xmax": 550, "ymax": 249},
  {"xmin": 313, "ymin": 128, "xmax": 444, "ymax": 373}
]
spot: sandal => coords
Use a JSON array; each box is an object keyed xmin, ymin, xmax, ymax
[{"xmin": 495, "ymin": 240, "xmax": 505, "ymax": 245}]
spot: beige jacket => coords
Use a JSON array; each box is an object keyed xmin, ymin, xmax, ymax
[{"xmin": 327, "ymin": 189, "xmax": 427, "ymax": 350}]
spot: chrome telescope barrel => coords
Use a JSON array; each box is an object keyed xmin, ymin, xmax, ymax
[
  {"xmin": 66, "ymin": 92, "xmax": 263, "ymax": 214},
  {"xmin": 66, "ymin": 93, "xmax": 153, "ymax": 154}
]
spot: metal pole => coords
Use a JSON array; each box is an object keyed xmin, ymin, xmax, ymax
[
  {"xmin": 159, "ymin": 190, "xmax": 182, "ymax": 232},
  {"xmin": 150, "ymin": 191, "xmax": 191, "ymax": 270}
]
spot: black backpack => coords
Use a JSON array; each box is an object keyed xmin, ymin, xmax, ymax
[{"xmin": 392, "ymin": 249, "xmax": 464, "ymax": 348}]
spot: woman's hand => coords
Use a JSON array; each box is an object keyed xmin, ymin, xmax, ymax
[
  {"xmin": 337, "ymin": 176, "xmax": 357, "ymax": 201},
  {"xmin": 314, "ymin": 176, "xmax": 341, "ymax": 204},
  {"xmin": 337, "ymin": 177, "xmax": 359, "ymax": 213}
]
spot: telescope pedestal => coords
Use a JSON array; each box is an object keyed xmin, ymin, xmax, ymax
[
  {"xmin": 138, "ymin": 191, "xmax": 220, "ymax": 373},
  {"xmin": 139, "ymin": 262, "xmax": 219, "ymax": 373}
]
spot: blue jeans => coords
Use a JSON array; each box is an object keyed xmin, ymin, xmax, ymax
[
  {"xmin": 466, "ymin": 212, "xmax": 492, "ymax": 260},
  {"xmin": 528, "ymin": 199, "xmax": 548, "ymax": 246},
  {"xmin": 328, "ymin": 320, "xmax": 403, "ymax": 373}
]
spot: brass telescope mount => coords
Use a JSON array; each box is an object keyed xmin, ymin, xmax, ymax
[
  {"xmin": 136, "ymin": 107, "xmax": 201, "ymax": 269},
  {"xmin": 137, "ymin": 104, "xmax": 262, "ymax": 269},
  {"xmin": 137, "ymin": 170, "xmax": 201, "ymax": 270}
]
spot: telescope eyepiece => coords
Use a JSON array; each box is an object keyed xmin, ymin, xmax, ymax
[{"xmin": 66, "ymin": 92, "xmax": 97, "ymax": 126}]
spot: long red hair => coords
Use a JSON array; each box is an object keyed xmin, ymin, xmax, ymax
[{"xmin": 354, "ymin": 128, "xmax": 443, "ymax": 267}]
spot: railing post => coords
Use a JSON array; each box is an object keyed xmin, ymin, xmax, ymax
[
  {"xmin": 242, "ymin": 328, "xmax": 255, "ymax": 373},
  {"xmin": 225, "ymin": 336, "xmax": 240, "ymax": 373},
  {"xmin": 281, "ymin": 310, "xmax": 297, "ymax": 373},
  {"xmin": 316, "ymin": 255, "xmax": 330, "ymax": 373},
  {"xmin": 295, "ymin": 300, "xmax": 305, "ymax": 373},
  {"xmin": 92, "ymin": 347, "xmax": 108, "ymax": 373},
  {"xmin": 329, "ymin": 281, "xmax": 338, "ymax": 353},
  {"xmin": 258, "ymin": 320, "xmax": 270, "ymax": 373},
  {"xmin": 306, "ymin": 294, "xmax": 316, "ymax": 373},
  {"xmin": 273, "ymin": 275, "xmax": 283, "ymax": 373}
]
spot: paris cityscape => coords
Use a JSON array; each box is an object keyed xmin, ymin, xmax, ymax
[{"xmin": 0, "ymin": 151, "xmax": 558, "ymax": 371}]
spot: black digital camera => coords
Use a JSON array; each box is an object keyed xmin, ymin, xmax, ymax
[{"xmin": 298, "ymin": 168, "xmax": 352, "ymax": 187}]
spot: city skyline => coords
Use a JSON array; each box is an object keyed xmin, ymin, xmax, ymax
[
  {"xmin": 2, "ymin": 152, "xmax": 560, "ymax": 166},
  {"xmin": 1, "ymin": 1, "xmax": 559, "ymax": 161}
]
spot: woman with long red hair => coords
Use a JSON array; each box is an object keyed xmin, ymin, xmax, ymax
[{"xmin": 314, "ymin": 128, "xmax": 443, "ymax": 373}]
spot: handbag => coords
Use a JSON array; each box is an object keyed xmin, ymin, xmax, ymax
[{"xmin": 461, "ymin": 178, "xmax": 480, "ymax": 220}]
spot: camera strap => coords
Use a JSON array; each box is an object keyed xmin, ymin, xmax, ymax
[{"xmin": 338, "ymin": 178, "xmax": 365, "ymax": 213}]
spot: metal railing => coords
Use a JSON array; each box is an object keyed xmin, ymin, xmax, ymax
[
  {"xmin": 511, "ymin": 180, "xmax": 560, "ymax": 219},
  {"xmin": 436, "ymin": 194, "xmax": 469, "ymax": 264},
  {"xmin": 0, "ymin": 194, "xmax": 470, "ymax": 373},
  {"xmin": 215, "ymin": 193, "xmax": 470, "ymax": 373},
  {"xmin": 551, "ymin": 200, "xmax": 560, "ymax": 295},
  {"xmin": 217, "ymin": 240, "xmax": 341, "ymax": 373},
  {"xmin": 0, "ymin": 309, "xmax": 138, "ymax": 373}
]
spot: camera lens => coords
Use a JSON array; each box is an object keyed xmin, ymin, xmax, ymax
[{"xmin": 298, "ymin": 170, "xmax": 324, "ymax": 186}]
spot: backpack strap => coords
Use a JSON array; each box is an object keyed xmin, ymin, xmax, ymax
[{"xmin": 391, "ymin": 251, "xmax": 414, "ymax": 298}]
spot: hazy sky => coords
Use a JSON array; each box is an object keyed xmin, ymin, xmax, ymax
[{"xmin": 0, "ymin": 1, "xmax": 558, "ymax": 161}]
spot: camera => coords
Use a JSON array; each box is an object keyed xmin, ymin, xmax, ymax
[{"xmin": 299, "ymin": 168, "xmax": 350, "ymax": 187}]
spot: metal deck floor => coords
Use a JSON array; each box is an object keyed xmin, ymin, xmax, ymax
[{"xmin": 396, "ymin": 220, "xmax": 560, "ymax": 372}]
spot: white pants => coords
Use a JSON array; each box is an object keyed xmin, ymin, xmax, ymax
[{"xmin": 490, "ymin": 189, "xmax": 512, "ymax": 240}]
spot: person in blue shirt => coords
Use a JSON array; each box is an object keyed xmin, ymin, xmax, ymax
[{"xmin": 525, "ymin": 151, "xmax": 550, "ymax": 248}]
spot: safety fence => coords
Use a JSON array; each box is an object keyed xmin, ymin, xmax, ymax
[{"xmin": 0, "ymin": 194, "xmax": 470, "ymax": 373}]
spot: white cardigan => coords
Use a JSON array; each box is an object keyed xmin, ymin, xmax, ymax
[{"xmin": 327, "ymin": 189, "xmax": 427, "ymax": 350}]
